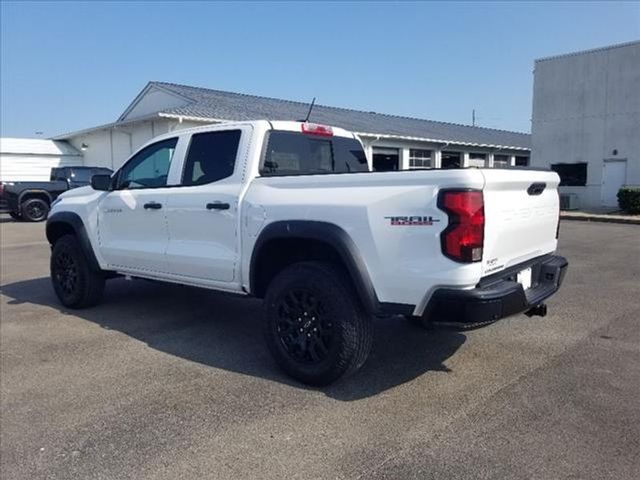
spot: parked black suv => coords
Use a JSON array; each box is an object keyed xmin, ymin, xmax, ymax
[{"xmin": 0, "ymin": 166, "xmax": 112, "ymax": 222}]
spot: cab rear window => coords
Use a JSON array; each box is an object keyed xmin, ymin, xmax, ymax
[{"xmin": 261, "ymin": 131, "xmax": 368, "ymax": 176}]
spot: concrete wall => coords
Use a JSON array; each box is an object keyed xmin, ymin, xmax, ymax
[{"xmin": 531, "ymin": 41, "xmax": 640, "ymax": 208}]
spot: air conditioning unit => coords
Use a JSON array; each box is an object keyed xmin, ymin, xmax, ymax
[{"xmin": 559, "ymin": 193, "xmax": 580, "ymax": 211}]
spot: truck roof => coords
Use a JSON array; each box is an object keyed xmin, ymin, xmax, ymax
[{"xmin": 152, "ymin": 120, "xmax": 357, "ymax": 143}]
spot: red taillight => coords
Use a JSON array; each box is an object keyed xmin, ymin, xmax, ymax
[
  {"xmin": 438, "ymin": 190, "xmax": 485, "ymax": 263},
  {"xmin": 301, "ymin": 123, "xmax": 333, "ymax": 137}
]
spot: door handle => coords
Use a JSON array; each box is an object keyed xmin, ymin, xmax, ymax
[
  {"xmin": 206, "ymin": 202, "xmax": 230, "ymax": 210},
  {"xmin": 143, "ymin": 202, "xmax": 162, "ymax": 210}
]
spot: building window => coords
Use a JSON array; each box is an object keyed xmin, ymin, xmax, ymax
[
  {"xmin": 515, "ymin": 156, "xmax": 529, "ymax": 167},
  {"xmin": 442, "ymin": 151, "xmax": 462, "ymax": 169},
  {"xmin": 409, "ymin": 149, "xmax": 432, "ymax": 168},
  {"xmin": 468, "ymin": 152, "xmax": 487, "ymax": 168},
  {"xmin": 493, "ymin": 154, "xmax": 510, "ymax": 168},
  {"xmin": 372, "ymin": 147, "xmax": 400, "ymax": 171},
  {"xmin": 551, "ymin": 163, "xmax": 587, "ymax": 186}
]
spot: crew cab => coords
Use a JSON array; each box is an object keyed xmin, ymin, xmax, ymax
[
  {"xmin": 46, "ymin": 121, "xmax": 568, "ymax": 385},
  {"xmin": 1, "ymin": 166, "xmax": 112, "ymax": 221}
]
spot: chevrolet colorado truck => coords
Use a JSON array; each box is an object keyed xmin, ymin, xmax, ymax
[
  {"xmin": 1, "ymin": 166, "xmax": 112, "ymax": 221},
  {"xmin": 46, "ymin": 120, "xmax": 568, "ymax": 385}
]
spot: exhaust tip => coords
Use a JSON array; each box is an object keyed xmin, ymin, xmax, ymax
[{"xmin": 525, "ymin": 304, "xmax": 547, "ymax": 317}]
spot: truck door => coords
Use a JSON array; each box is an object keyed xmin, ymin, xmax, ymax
[
  {"xmin": 164, "ymin": 126, "xmax": 251, "ymax": 283},
  {"xmin": 97, "ymin": 137, "xmax": 178, "ymax": 273}
]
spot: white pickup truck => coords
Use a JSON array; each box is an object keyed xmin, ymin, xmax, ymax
[{"xmin": 46, "ymin": 120, "xmax": 568, "ymax": 385}]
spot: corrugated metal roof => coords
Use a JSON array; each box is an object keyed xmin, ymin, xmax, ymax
[
  {"xmin": 0, "ymin": 138, "xmax": 82, "ymax": 156},
  {"xmin": 150, "ymin": 82, "xmax": 531, "ymax": 150},
  {"xmin": 535, "ymin": 39, "xmax": 640, "ymax": 63}
]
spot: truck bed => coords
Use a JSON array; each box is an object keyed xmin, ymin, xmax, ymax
[{"xmin": 243, "ymin": 167, "xmax": 560, "ymax": 313}]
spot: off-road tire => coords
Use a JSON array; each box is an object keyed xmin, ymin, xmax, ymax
[
  {"xmin": 51, "ymin": 234, "xmax": 105, "ymax": 308},
  {"xmin": 263, "ymin": 261, "xmax": 373, "ymax": 386},
  {"xmin": 21, "ymin": 198, "xmax": 49, "ymax": 222}
]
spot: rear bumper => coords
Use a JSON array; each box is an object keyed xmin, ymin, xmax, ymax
[{"xmin": 423, "ymin": 254, "xmax": 568, "ymax": 327}]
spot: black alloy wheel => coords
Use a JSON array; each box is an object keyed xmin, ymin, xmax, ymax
[
  {"xmin": 263, "ymin": 261, "xmax": 373, "ymax": 386},
  {"xmin": 275, "ymin": 289, "xmax": 334, "ymax": 365},
  {"xmin": 50, "ymin": 235, "xmax": 105, "ymax": 308},
  {"xmin": 21, "ymin": 198, "xmax": 49, "ymax": 222},
  {"xmin": 52, "ymin": 250, "xmax": 79, "ymax": 298}
]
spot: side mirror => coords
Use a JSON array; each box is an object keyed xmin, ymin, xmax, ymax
[{"xmin": 91, "ymin": 174, "xmax": 112, "ymax": 191}]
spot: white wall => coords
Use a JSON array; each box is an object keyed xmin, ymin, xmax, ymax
[
  {"xmin": 65, "ymin": 118, "xmax": 205, "ymax": 170},
  {"xmin": 360, "ymin": 136, "xmax": 527, "ymax": 170},
  {"xmin": 64, "ymin": 118, "xmax": 529, "ymax": 174},
  {"xmin": 532, "ymin": 41, "xmax": 640, "ymax": 208},
  {"xmin": 0, "ymin": 154, "xmax": 83, "ymax": 181},
  {"xmin": 121, "ymin": 88, "xmax": 188, "ymax": 121}
]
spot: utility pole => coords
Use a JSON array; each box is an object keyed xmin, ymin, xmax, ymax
[{"xmin": 472, "ymin": 109, "xmax": 476, "ymax": 127}]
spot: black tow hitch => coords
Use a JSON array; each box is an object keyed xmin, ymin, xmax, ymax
[{"xmin": 525, "ymin": 304, "xmax": 547, "ymax": 317}]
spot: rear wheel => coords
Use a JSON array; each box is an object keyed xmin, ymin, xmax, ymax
[
  {"xmin": 263, "ymin": 261, "xmax": 373, "ymax": 386},
  {"xmin": 51, "ymin": 234, "xmax": 105, "ymax": 308},
  {"xmin": 21, "ymin": 198, "xmax": 49, "ymax": 222}
]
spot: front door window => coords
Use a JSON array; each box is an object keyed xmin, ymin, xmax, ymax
[{"xmin": 117, "ymin": 138, "xmax": 177, "ymax": 189}]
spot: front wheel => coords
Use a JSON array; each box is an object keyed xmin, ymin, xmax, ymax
[
  {"xmin": 263, "ymin": 261, "xmax": 373, "ymax": 386},
  {"xmin": 21, "ymin": 198, "xmax": 49, "ymax": 222},
  {"xmin": 51, "ymin": 234, "xmax": 105, "ymax": 308}
]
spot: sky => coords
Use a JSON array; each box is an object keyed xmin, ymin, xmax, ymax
[{"xmin": 1, "ymin": 1, "xmax": 639, "ymax": 138}]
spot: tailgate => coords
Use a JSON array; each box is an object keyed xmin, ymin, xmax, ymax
[{"xmin": 481, "ymin": 169, "xmax": 560, "ymax": 276}]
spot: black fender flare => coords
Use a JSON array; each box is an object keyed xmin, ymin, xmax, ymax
[
  {"xmin": 46, "ymin": 212, "xmax": 101, "ymax": 272},
  {"xmin": 250, "ymin": 220, "xmax": 381, "ymax": 314},
  {"xmin": 18, "ymin": 189, "xmax": 53, "ymax": 207}
]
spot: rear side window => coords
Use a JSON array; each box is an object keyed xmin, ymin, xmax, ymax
[
  {"xmin": 70, "ymin": 168, "xmax": 95, "ymax": 183},
  {"xmin": 261, "ymin": 131, "xmax": 368, "ymax": 176},
  {"xmin": 50, "ymin": 168, "xmax": 64, "ymax": 181},
  {"xmin": 182, "ymin": 130, "xmax": 241, "ymax": 186}
]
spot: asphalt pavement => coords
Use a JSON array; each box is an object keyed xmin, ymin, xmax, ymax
[{"xmin": 1, "ymin": 217, "xmax": 639, "ymax": 479}]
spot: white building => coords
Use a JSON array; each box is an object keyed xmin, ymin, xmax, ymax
[
  {"xmin": 51, "ymin": 81, "xmax": 530, "ymax": 173},
  {"xmin": 531, "ymin": 40, "xmax": 640, "ymax": 209},
  {"xmin": 0, "ymin": 138, "xmax": 82, "ymax": 182}
]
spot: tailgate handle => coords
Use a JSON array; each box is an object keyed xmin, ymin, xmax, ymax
[{"xmin": 527, "ymin": 182, "xmax": 546, "ymax": 196}]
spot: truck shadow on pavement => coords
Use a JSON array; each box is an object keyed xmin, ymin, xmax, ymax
[{"xmin": 1, "ymin": 276, "xmax": 466, "ymax": 401}]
